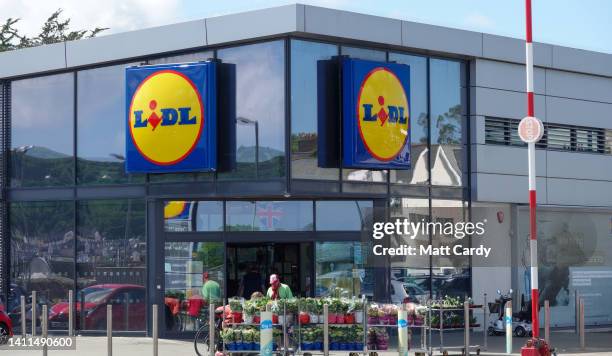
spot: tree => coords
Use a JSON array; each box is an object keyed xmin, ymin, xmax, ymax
[{"xmin": 0, "ymin": 9, "xmax": 107, "ymax": 52}]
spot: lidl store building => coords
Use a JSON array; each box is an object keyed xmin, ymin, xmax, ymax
[{"xmin": 0, "ymin": 4, "xmax": 611, "ymax": 336}]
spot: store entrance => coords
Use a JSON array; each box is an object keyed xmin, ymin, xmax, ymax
[{"xmin": 226, "ymin": 243, "xmax": 311, "ymax": 299}]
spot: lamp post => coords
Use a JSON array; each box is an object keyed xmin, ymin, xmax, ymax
[{"xmin": 236, "ymin": 117, "xmax": 259, "ymax": 179}]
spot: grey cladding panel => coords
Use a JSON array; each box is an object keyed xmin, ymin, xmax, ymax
[
  {"xmin": 0, "ymin": 42, "xmax": 66, "ymax": 78},
  {"xmin": 472, "ymin": 144, "xmax": 546, "ymax": 176},
  {"xmin": 304, "ymin": 5, "xmax": 402, "ymax": 46},
  {"xmin": 207, "ymin": 5, "xmax": 300, "ymax": 44},
  {"xmin": 546, "ymin": 96, "xmax": 612, "ymax": 128},
  {"xmin": 473, "ymin": 173, "xmax": 547, "ymax": 204},
  {"xmin": 547, "ymin": 151, "xmax": 612, "ymax": 182},
  {"xmin": 66, "ymin": 20, "xmax": 206, "ymax": 67},
  {"xmin": 546, "ymin": 69, "xmax": 612, "ymax": 103},
  {"xmin": 473, "ymin": 59, "xmax": 545, "ymax": 94},
  {"xmin": 553, "ymin": 46, "xmax": 612, "ymax": 77},
  {"xmin": 471, "ymin": 87, "xmax": 546, "ymax": 120},
  {"xmin": 402, "ymin": 21, "xmax": 482, "ymax": 57},
  {"xmin": 547, "ymin": 178, "xmax": 612, "ymax": 207},
  {"xmin": 482, "ymin": 34, "xmax": 552, "ymax": 67}
]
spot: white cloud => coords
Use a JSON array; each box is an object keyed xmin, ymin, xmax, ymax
[
  {"xmin": 463, "ymin": 12, "xmax": 494, "ymax": 30},
  {"xmin": 0, "ymin": 0, "xmax": 181, "ymax": 37}
]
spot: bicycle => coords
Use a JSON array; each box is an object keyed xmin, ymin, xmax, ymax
[{"xmin": 194, "ymin": 307, "xmax": 223, "ymax": 356}]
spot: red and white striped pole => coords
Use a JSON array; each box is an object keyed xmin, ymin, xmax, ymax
[{"xmin": 524, "ymin": 0, "xmax": 540, "ymax": 339}]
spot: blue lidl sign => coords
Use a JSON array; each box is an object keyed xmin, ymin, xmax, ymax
[
  {"xmin": 125, "ymin": 62, "xmax": 217, "ymax": 173},
  {"xmin": 342, "ymin": 58, "xmax": 411, "ymax": 169}
]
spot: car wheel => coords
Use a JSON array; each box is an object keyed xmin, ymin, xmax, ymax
[{"xmin": 514, "ymin": 326, "xmax": 526, "ymax": 337}]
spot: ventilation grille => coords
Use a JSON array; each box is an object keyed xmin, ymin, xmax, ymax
[
  {"xmin": 0, "ymin": 82, "xmax": 9, "ymax": 301},
  {"xmin": 485, "ymin": 117, "xmax": 608, "ymax": 154}
]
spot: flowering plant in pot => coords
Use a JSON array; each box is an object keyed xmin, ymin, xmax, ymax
[
  {"xmin": 253, "ymin": 329, "xmax": 261, "ymax": 350},
  {"xmin": 367, "ymin": 303, "xmax": 380, "ymax": 325},
  {"xmin": 267, "ymin": 300, "xmax": 280, "ymax": 324},
  {"xmin": 374, "ymin": 327, "xmax": 389, "ymax": 350},
  {"xmin": 243, "ymin": 300, "xmax": 258, "ymax": 324},
  {"xmin": 353, "ymin": 325, "xmax": 365, "ymax": 351},
  {"xmin": 329, "ymin": 298, "xmax": 344, "ymax": 324},
  {"xmin": 329, "ymin": 327, "xmax": 344, "ymax": 350},
  {"xmin": 384, "ymin": 304, "xmax": 398, "ymax": 325},
  {"xmin": 349, "ymin": 299, "xmax": 365, "ymax": 324},
  {"xmin": 232, "ymin": 328, "xmax": 244, "ymax": 350},
  {"xmin": 377, "ymin": 308, "xmax": 388, "ymax": 325},
  {"xmin": 221, "ymin": 329, "xmax": 235, "ymax": 350},
  {"xmin": 229, "ymin": 297, "xmax": 243, "ymax": 323},
  {"xmin": 366, "ymin": 327, "xmax": 377, "ymax": 350},
  {"xmin": 242, "ymin": 328, "xmax": 255, "ymax": 350},
  {"xmin": 300, "ymin": 327, "xmax": 317, "ymax": 350}
]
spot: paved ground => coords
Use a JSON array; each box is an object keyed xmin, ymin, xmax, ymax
[{"xmin": 2, "ymin": 330, "xmax": 612, "ymax": 355}]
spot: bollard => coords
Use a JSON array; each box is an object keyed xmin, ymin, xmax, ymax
[
  {"xmin": 69, "ymin": 290, "xmax": 74, "ymax": 336},
  {"xmin": 579, "ymin": 299, "xmax": 585, "ymax": 349},
  {"xmin": 505, "ymin": 301, "xmax": 512, "ymax": 355},
  {"xmin": 575, "ymin": 290, "xmax": 579, "ymax": 334},
  {"xmin": 21, "ymin": 295, "xmax": 26, "ymax": 337},
  {"xmin": 544, "ymin": 300, "xmax": 550, "ymax": 343},
  {"xmin": 42, "ymin": 305, "xmax": 48, "ymax": 356},
  {"xmin": 107, "ymin": 304, "xmax": 113, "ymax": 356},
  {"xmin": 483, "ymin": 293, "xmax": 488, "ymax": 351},
  {"xmin": 208, "ymin": 303, "xmax": 215, "ymax": 356},
  {"xmin": 31, "ymin": 291, "xmax": 37, "ymax": 336},
  {"xmin": 464, "ymin": 301, "xmax": 470, "ymax": 356},
  {"xmin": 323, "ymin": 304, "xmax": 329, "ymax": 356},
  {"xmin": 152, "ymin": 304, "xmax": 158, "ymax": 356}
]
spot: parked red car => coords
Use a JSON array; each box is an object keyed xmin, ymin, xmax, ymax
[
  {"xmin": 0, "ymin": 307, "xmax": 13, "ymax": 343},
  {"xmin": 49, "ymin": 284, "xmax": 145, "ymax": 331}
]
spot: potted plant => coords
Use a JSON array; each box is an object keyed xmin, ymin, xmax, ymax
[
  {"xmin": 316, "ymin": 299, "xmax": 325, "ymax": 323},
  {"xmin": 243, "ymin": 300, "xmax": 258, "ymax": 324},
  {"xmin": 268, "ymin": 300, "xmax": 280, "ymax": 324},
  {"xmin": 386, "ymin": 304, "xmax": 398, "ymax": 325},
  {"xmin": 221, "ymin": 329, "xmax": 235, "ymax": 351},
  {"xmin": 233, "ymin": 328, "xmax": 243, "ymax": 350},
  {"xmin": 273, "ymin": 328, "xmax": 283, "ymax": 351},
  {"xmin": 375, "ymin": 327, "xmax": 389, "ymax": 350},
  {"xmin": 229, "ymin": 297, "xmax": 243, "ymax": 323},
  {"xmin": 329, "ymin": 327, "xmax": 342, "ymax": 350},
  {"xmin": 303, "ymin": 298, "xmax": 318, "ymax": 324},
  {"xmin": 367, "ymin": 303, "xmax": 379, "ymax": 325},
  {"xmin": 350, "ymin": 299, "xmax": 364, "ymax": 324},
  {"xmin": 378, "ymin": 308, "xmax": 388, "ymax": 325},
  {"xmin": 354, "ymin": 325, "xmax": 365, "ymax": 351},
  {"xmin": 242, "ymin": 328, "xmax": 254, "ymax": 350},
  {"xmin": 253, "ymin": 329, "xmax": 261, "ymax": 351},
  {"xmin": 367, "ymin": 328, "xmax": 377, "ymax": 350}
]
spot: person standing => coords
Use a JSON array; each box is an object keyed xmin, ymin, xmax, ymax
[
  {"xmin": 201, "ymin": 272, "xmax": 221, "ymax": 304},
  {"xmin": 266, "ymin": 274, "xmax": 293, "ymax": 300}
]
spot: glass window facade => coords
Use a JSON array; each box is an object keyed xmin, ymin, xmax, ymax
[
  {"xmin": 4, "ymin": 37, "xmax": 472, "ymax": 334},
  {"xmin": 226, "ymin": 201, "xmax": 313, "ymax": 231},
  {"xmin": 9, "ymin": 201, "xmax": 74, "ymax": 332},
  {"xmin": 76, "ymin": 199, "xmax": 146, "ymax": 331},
  {"xmin": 11, "ymin": 73, "xmax": 74, "ymax": 187},
  {"xmin": 290, "ymin": 40, "xmax": 339, "ymax": 180},
  {"xmin": 429, "ymin": 59, "xmax": 465, "ymax": 187},
  {"xmin": 77, "ymin": 64, "xmax": 144, "ymax": 185},
  {"xmin": 217, "ymin": 41, "xmax": 286, "ymax": 180}
]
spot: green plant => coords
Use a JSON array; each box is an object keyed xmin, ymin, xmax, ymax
[
  {"xmin": 244, "ymin": 300, "xmax": 258, "ymax": 316},
  {"xmin": 367, "ymin": 303, "xmax": 379, "ymax": 317},
  {"xmin": 282, "ymin": 298, "xmax": 299, "ymax": 314},
  {"xmin": 349, "ymin": 299, "xmax": 364, "ymax": 313},
  {"xmin": 221, "ymin": 329, "xmax": 234, "ymax": 343},
  {"xmin": 233, "ymin": 328, "xmax": 242, "ymax": 342},
  {"xmin": 242, "ymin": 328, "xmax": 254, "ymax": 342},
  {"xmin": 229, "ymin": 297, "xmax": 243, "ymax": 312}
]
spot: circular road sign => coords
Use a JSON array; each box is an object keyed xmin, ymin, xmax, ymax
[{"xmin": 518, "ymin": 116, "xmax": 544, "ymax": 143}]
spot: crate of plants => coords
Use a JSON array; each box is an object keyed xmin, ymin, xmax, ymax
[
  {"xmin": 329, "ymin": 325, "xmax": 364, "ymax": 351},
  {"xmin": 366, "ymin": 327, "xmax": 389, "ymax": 351},
  {"xmin": 300, "ymin": 326, "xmax": 323, "ymax": 351},
  {"xmin": 367, "ymin": 303, "xmax": 398, "ymax": 325}
]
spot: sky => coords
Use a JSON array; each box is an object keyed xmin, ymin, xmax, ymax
[{"xmin": 1, "ymin": 0, "xmax": 610, "ymax": 54}]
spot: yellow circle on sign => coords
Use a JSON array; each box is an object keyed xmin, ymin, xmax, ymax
[
  {"xmin": 164, "ymin": 201, "xmax": 187, "ymax": 219},
  {"xmin": 357, "ymin": 68, "xmax": 409, "ymax": 161},
  {"xmin": 129, "ymin": 70, "xmax": 203, "ymax": 165}
]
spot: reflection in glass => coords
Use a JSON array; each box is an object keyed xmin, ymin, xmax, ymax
[
  {"xmin": 389, "ymin": 197, "xmax": 430, "ymax": 302},
  {"xmin": 226, "ymin": 201, "xmax": 313, "ymax": 231},
  {"xmin": 430, "ymin": 59, "xmax": 464, "ymax": 186},
  {"xmin": 315, "ymin": 201, "xmax": 373, "ymax": 231},
  {"xmin": 9, "ymin": 201, "xmax": 75, "ymax": 332},
  {"xmin": 11, "ymin": 74, "xmax": 74, "ymax": 187},
  {"xmin": 148, "ymin": 51, "xmax": 214, "ymax": 64},
  {"xmin": 341, "ymin": 46, "xmax": 388, "ymax": 183},
  {"xmin": 315, "ymin": 242, "xmax": 371, "ymax": 298},
  {"xmin": 163, "ymin": 201, "xmax": 223, "ymax": 232},
  {"xmin": 388, "ymin": 53, "xmax": 429, "ymax": 185},
  {"xmin": 164, "ymin": 242, "xmax": 224, "ymax": 332},
  {"xmin": 431, "ymin": 199, "xmax": 469, "ymax": 299},
  {"xmin": 290, "ymin": 40, "xmax": 339, "ymax": 180},
  {"xmin": 218, "ymin": 41, "xmax": 285, "ymax": 179},
  {"xmin": 76, "ymin": 199, "xmax": 146, "ymax": 331},
  {"xmin": 77, "ymin": 64, "xmax": 144, "ymax": 185}
]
